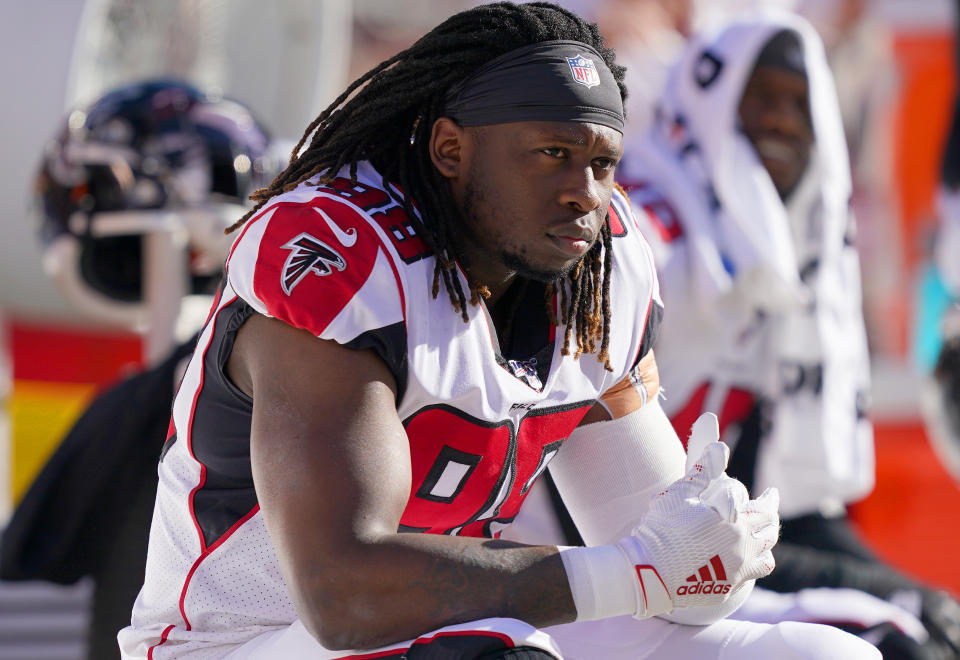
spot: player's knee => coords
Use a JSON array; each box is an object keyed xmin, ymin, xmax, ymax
[
  {"xmin": 762, "ymin": 621, "xmax": 882, "ymax": 659},
  {"xmin": 405, "ymin": 631, "xmax": 559, "ymax": 659},
  {"xmin": 474, "ymin": 648, "xmax": 559, "ymax": 660}
]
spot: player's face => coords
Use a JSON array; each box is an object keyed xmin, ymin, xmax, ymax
[
  {"xmin": 451, "ymin": 120, "xmax": 622, "ymax": 292},
  {"xmin": 738, "ymin": 66, "xmax": 813, "ymax": 199}
]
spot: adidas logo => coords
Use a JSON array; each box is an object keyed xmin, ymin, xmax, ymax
[{"xmin": 676, "ymin": 555, "xmax": 731, "ymax": 596}]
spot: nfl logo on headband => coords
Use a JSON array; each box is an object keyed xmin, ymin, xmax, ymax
[{"xmin": 566, "ymin": 54, "xmax": 600, "ymax": 88}]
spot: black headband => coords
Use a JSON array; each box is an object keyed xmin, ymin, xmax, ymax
[{"xmin": 443, "ymin": 40, "xmax": 624, "ymax": 133}]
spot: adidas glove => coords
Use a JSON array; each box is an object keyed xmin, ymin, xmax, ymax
[{"xmin": 615, "ymin": 413, "xmax": 780, "ymax": 617}]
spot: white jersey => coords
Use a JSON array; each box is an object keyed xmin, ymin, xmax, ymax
[{"xmin": 119, "ymin": 161, "xmax": 662, "ymax": 658}]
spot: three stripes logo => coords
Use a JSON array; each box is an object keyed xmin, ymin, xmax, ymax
[{"xmin": 676, "ymin": 555, "xmax": 731, "ymax": 596}]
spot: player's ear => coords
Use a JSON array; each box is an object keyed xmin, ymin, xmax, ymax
[{"xmin": 430, "ymin": 117, "xmax": 466, "ymax": 180}]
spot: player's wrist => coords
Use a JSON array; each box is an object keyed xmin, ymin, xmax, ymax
[
  {"xmin": 557, "ymin": 545, "xmax": 638, "ymax": 621},
  {"xmin": 614, "ymin": 535, "xmax": 673, "ymax": 618}
]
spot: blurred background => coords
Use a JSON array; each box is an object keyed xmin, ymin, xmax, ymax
[{"xmin": 0, "ymin": 0, "xmax": 958, "ymax": 657}]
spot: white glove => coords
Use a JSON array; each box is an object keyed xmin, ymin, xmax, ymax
[
  {"xmin": 615, "ymin": 413, "xmax": 780, "ymax": 618},
  {"xmin": 685, "ymin": 413, "xmax": 749, "ymax": 522}
]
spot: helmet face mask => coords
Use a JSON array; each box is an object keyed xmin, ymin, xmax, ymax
[{"xmin": 35, "ymin": 79, "xmax": 277, "ymax": 326}]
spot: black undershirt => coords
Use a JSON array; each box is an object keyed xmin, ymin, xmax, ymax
[{"xmin": 488, "ymin": 279, "xmax": 554, "ymax": 387}]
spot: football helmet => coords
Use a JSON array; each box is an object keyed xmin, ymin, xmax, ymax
[{"xmin": 35, "ymin": 79, "xmax": 280, "ymax": 327}]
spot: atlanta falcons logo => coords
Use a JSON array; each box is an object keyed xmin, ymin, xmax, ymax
[{"xmin": 280, "ymin": 232, "xmax": 347, "ymax": 295}]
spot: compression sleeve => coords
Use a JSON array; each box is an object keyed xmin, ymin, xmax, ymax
[{"xmin": 548, "ymin": 399, "xmax": 685, "ymax": 543}]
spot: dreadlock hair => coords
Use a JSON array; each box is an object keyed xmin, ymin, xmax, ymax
[{"xmin": 227, "ymin": 2, "xmax": 626, "ymax": 370}]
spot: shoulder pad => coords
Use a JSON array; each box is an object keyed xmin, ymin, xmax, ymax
[{"xmin": 227, "ymin": 193, "xmax": 404, "ymax": 340}]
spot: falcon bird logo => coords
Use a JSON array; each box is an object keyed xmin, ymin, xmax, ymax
[{"xmin": 280, "ymin": 232, "xmax": 347, "ymax": 295}]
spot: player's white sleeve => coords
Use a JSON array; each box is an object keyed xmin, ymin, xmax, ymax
[
  {"xmin": 549, "ymin": 400, "xmax": 685, "ymax": 542},
  {"xmin": 550, "ymin": 401, "xmax": 760, "ymax": 624}
]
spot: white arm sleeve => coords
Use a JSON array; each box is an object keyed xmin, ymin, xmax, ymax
[
  {"xmin": 549, "ymin": 399, "xmax": 754, "ymax": 625},
  {"xmin": 548, "ymin": 399, "xmax": 685, "ymax": 544}
]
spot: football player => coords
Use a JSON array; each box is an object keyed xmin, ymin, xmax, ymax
[{"xmin": 118, "ymin": 4, "xmax": 878, "ymax": 659}]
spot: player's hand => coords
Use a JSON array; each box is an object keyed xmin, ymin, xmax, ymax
[{"xmin": 615, "ymin": 413, "xmax": 780, "ymax": 617}]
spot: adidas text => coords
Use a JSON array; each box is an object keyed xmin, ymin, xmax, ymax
[{"xmin": 676, "ymin": 583, "xmax": 732, "ymax": 596}]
